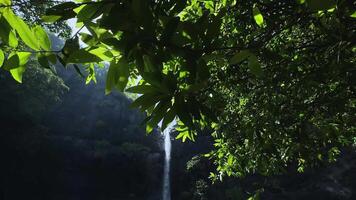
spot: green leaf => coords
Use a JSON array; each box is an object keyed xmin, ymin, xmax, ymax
[
  {"xmin": 44, "ymin": 2, "xmax": 79, "ymax": 22},
  {"xmin": 306, "ymin": 0, "xmax": 335, "ymax": 11},
  {"xmin": 130, "ymin": 92, "xmax": 161, "ymax": 111},
  {"xmin": 67, "ymin": 49, "xmax": 102, "ymax": 63},
  {"xmin": 248, "ymin": 54, "xmax": 262, "ymax": 77},
  {"xmin": 0, "ymin": 0, "xmax": 11, "ymax": 6},
  {"xmin": 41, "ymin": 15, "xmax": 62, "ymax": 23},
  {"xmin": 76, "ymin": 4, "xmax": 102, "ymax": 22},
  {"xmin": 80, "ymin": 33, "xmax": 97, "ymax": 46},
  {"xmin": 116, "ymin": 58, "xmax": 129, "ymax": 91},
  {"xmin": 62, "ymin": 37, "xmax": 80, "ymax": 56},
  {"xmin": 3, "ymin": 52, "xmax": 31, "ymax": 70},
  {"xmin": 10, "ymin": 66, "xmax": 26, "ymax": 83},
  {"xmin": 3, "ymin": 52, "xmax": 32, "ymax": 83},
  {"xmin": 350, "ymin": 11, "xmax": 356, "ymax": 18},
  {"xmin": 0, "ymin": 16, "xmax": 18, "ymax": 48},
  {"xmin": 253, "ymin": 5, "xmax": 264, "ymax": 27},
  {"xmin": 89, "ymin": 47, "xmax": 113, "ymax": 61},
  {"xmin": 125, "ymin": 85, "xmax": 158, "ymax": 94},
  {"xmin": 105, "ymin": 58, "xmax": 129, "ymax": 94},
  {"xmin": 161, "ymin": 107, "xmax": 176, "ymax": 131},
  {"xmin": 176, "ymin": 130, "xmax": 191, "ymax": 142},
  {"xmin": 0, "ymin": 49, "xmax": 4, "ymax": 67},
  {"xmin": 33, "ymin": 25, "xmax": 51, "ymax": 51},
  {"xmin": 37, "ymin": 54, "xmax": 50, "ymax": 69},
  {"xmin": 2, "ymin": 8, "xmax": 40, "ymax": 50},
  {"xmin": 229, "ymin": 50, "xmax": 251, "ymax": 65}
]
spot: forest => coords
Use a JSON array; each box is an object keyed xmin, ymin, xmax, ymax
[{"xmin": 0, "ymin": 0, "xmax": 355, "ymax": 199}]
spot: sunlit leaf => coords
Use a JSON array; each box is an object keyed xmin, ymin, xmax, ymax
[
  {"xmin": 3, "ymin": 52, "xmax": 31, "ymax": 83},
  {"xmin": 351, "ymin": 11, "xmax": 356, "ymax": 18},
  {"xmin": 0, "ymin": 49, "xmax": 4, "ymax": 67},
  {"xmin": 0, "ymin": 16, "xmax": 18, "ymax": 48},
  {"xmin": 89, "ymin": 47, "xmax": 113, "ymax": 61},
  {"xmin": 41, "ymin": 15, "xmax": 62, "ymax": 23},
  {"xmin": 2, "ymin": 8, "xmax": 40, "ymax": 50},
  {"xmin": 253, "ymin": 5, "xmax": 264, "ymax": 27},
  {"xmin": 0, "ymin": 0, "xmax": 11, "ymax": 6},
  {"xmin": 33, "ymin": 25, "xmax": 51, "ymax": 51},
  {"xmin": 76, "ymin": 4, "xmax": 102, "ymax": 22},
  {"xmin": 3, "ymin": 52, "xmax": 31, "ymax": 70}
]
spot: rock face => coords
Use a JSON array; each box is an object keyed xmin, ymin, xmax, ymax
[{"xmin": 0, "ymin": 65, "xmax": 164, "ymax": 200}]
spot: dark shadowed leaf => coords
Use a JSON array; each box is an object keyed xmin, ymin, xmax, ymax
[{"xmin": 67, "ymin": 49, "xmax": 102, "ymax": 63}]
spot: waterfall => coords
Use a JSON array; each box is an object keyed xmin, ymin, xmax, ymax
[{"xmin": 162, "ymin": 125, "xmax": 172, "ymax": 200}]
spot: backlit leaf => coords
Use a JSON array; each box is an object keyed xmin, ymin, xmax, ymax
[
  {"xmin": 2, "ymin": 8, "xmax": 40, "ymax": 50},
  {"xmin": 0, "ymin": 49, "xmax": 4, "ymax": 67},
  {"xmin": 0, "ymin": 15, "xmax": 18, "ymax": 48},
  {"xmin": 253, "ymin": 5, "xmax": 264, "ymax": 27},
  {"xmin": 3, "ymin": 52, "xmax": 31, "ymax": 83},
  {"xmin": 0, "ymin": 0, "xmax": 11, "ymax": 5},
  {"xmin": 33, "ymin": 25, "xmax": 51, "ymax": 51}
]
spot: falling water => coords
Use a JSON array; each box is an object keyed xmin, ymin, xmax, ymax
[{"xmin": 162, "ymin": 126, "xmax": 172, "ymax": 200}]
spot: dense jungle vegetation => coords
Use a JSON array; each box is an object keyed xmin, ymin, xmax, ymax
[{"xmin": 0, "ymin": 0, "xmax": 355, "ymax": 199}]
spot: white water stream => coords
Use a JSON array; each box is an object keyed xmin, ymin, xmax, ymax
[{"xmin": 162, "ymin": 126, "xmax": 172, "ymax": 200}]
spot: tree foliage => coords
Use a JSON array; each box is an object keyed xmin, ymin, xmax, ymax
[{"xmin": 0, "ymin": 0, "xmax": 355, "ymax": 180}]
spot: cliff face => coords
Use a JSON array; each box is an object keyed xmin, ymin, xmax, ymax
[{"xmin": 0, "ymin": 64, "xmax": 164, "ymax": 200}]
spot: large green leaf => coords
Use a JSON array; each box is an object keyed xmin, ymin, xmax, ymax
[
  {"xmin": 41, "ymin": 15, "xmax": 62, "ymax": 23},
  {"xmin": 2, "ymin": 8, "xmax": 40, "ymax": 50},
  {"xmin": 248, "ymin": 54, "xmax": 262, "ymax": 77},
  {"xmin": 130, "ymin": 92, "xmax": 162, "ymax": 111},
  {"xmin": 229, "ymin": 50, "xmax": 251, "ymax": 65},
  {"xmin": 105, "ymin": 58, "xmax": 129, "ymax": 94},
  {"xmin": 67, "ymin": 49, "xmax": 102, "ymax": 63},
  {"xmin": 89, "ymin": 47, "xmax": 113, "ymax": 61},
  {"xmin": 125, "ymin": 85, "xmax": 158, "ymax": 94},
  {"xmin": 76, "ymin": 4, "xmax": 103, "ymax": 22},
  {"xmin": 43, "ymin": 2, "xmax": 79, "ymax": 22},
  {"xmin": 0, "ymin": 16, "xmax": 18, "ymax": 48},
  {"xmin": 37, "ymin": 54, "xmax": 50, "ymax": 69},
  {"xmin": 0, "ymin": 0, "xmax": 11, "ymax": 5},
  {"xmin": 0, "ymin": 49, "xmax": 4, "ymax": 67},
  {"xmin": 161, "ymin": 107, "xmax": 176, "ymax": 131},
  {"xmin": 3, "ymin": 52, "xmax": 32, "ymax": 83},
  {"xmin": 33, "ymin": 25, "xmax": 51, "ymax": 51},
  {"xmin": 3, "ymin": 52, "xmax": 31, "ymax": 70},
  {"xmin": 146, "ymin": 99, "xmax": 171, "ymax": 133},
  {"xmin": 10, "ymin": 66, "xmax": 26, "ymax": 83}
]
